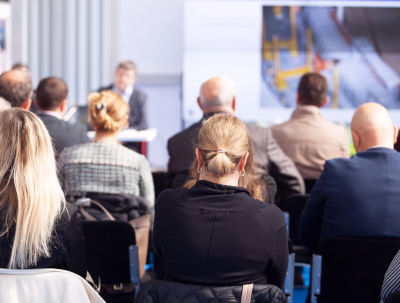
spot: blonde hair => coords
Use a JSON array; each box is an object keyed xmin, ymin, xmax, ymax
[
  {"xmin": 185, "ymin": 113, "xmax": 263, "ymax": 200},
  {"xmin": 88, "ymin": 90, "xmax": 129, "ymax": 132},
  {"xmin": 0, "ymin": 108, "xmax": 65, "ymax": 268}
]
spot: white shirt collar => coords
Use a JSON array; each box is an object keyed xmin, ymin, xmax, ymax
[
  {"xmin": 112, "ymin": 85, "xmax": 134, "ymax": 103},
  {"xmin": 38, "ymin": 110, "xmax": 63, "ymax": 120}
]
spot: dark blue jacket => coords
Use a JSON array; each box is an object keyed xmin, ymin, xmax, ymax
[{"xmin": 299, "ymin": 147, "xmax": 400, "ymax": 251}]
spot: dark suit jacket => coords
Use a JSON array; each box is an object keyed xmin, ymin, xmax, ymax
[
  {"xmin": 99, "ymin": 84, "xmax": 148, "ymax": 130},
  {"xmin": 299, "ymin": 147, "xmax": 400, "ymax": 251},
  {"xmin": 166, "ymin": 113, "xmax": 305, "ymax": 201},
  {"xmin": 38, "ymin": 113, "xmax": 89, "ymax": 155},
  {"xmin": 154, "ymin": 180, "xmax": 288, "ymax": 288}
]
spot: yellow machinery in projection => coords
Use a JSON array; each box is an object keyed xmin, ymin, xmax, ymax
[{"xmin": 263, "ymin": 6, "xmax": 313, "ymax": 90}]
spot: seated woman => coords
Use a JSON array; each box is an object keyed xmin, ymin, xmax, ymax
[
  {"xmin": 0, "ymin": 108, "xmax": 85, "ymax": 276},
  {"xmin": 58, "ymin": 90, "xmax": 154, "ymax": 216},
  {"xmin": 154, "ymin": 114, "xmax": 288, "ymax": 288}
]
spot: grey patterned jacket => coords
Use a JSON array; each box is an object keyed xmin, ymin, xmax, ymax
[{"xmin": 58, "ymin": 142, "xmax": 154, "ymax": 205}]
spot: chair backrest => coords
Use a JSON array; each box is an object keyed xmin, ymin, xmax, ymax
[
  {"xmin": 276, "ymin": 195, "xmax": 308, "ymax": 245},
  {"xmin": 315, "ymin": 237, "xmax": 400, "ymax": 303},
  {"xmin": 0, "ymin": 268, "xmax": 105, "ymax": 303},
  {"xmin": 82, "ymin": 221, "xmax": 136, "ymax": 284},
  {"xmin": 135, "ymin": 279, "xmax": 287, "ymax": 303}
]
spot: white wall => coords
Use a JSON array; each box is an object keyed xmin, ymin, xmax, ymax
[{"xmin": 114, "ymin": 0, "xmax": 184, "ymax": 78}]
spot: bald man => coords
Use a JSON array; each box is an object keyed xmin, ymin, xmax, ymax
[
  {"xmin": 166, "ymin": 76, "xmax": 305, "ymax": 201},
  {"xmin": 299, "ymin": 102, "xmax": 400, "ymax": 251},
  {"xmin": 0, "ymin": 69, "xmax": 32, "ymax": 109}
]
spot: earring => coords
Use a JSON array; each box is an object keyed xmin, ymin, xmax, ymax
[
  {"xmin": 240, "ymin": 169, "xmax": 245, "ymax": 177},
  {"xmin": 197, "ymin": 167, "xmax": 203, "ymax": 174}
]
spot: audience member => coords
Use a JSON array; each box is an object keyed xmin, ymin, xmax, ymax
[
  {"xmin": 58, "ymin": 90, "xmax": 154, "ymax": 205},
  {"xmin": 99, "ymin": 60, "xmax": 148, "ymax": 130},
  {"xmin": 299, "ymin": 102, "xmax": 400, "ymax": 251},
  {"xmin": 0, "ymin": 69, "xmax": 32, "ymax": 109},
  {"xmin": 154, "ymin": 114, "xmax": 288, "ymax": 287},
  {"xmin": 0, "ymin": 108, "xmax": 86, "ymax": 276},
  {"xmin": 10, "ymin": 63, "xmax": 39, "ymax": 114},
  {"xmin": 35, "ymin": 77, "xmax": 89, "ymax": 155},
  {"xmin": 167, "ymin": 76, "xmax": 305, "ymax": 201},
  {"xmin": 271, "ymin": 72, "xmax": 349, "ymax": 180},
  {"xmin": 381, "ymin": 250, "xmax": 400, "ymax": 303}
]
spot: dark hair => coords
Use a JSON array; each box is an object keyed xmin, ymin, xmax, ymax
[
  {"xmin": 36, "ymin": 77, "xmax": 68, "ymax": 111},
  {"xmin": 297, "ymin": 72, "xmax": 328, "ymax": 107},
  {"xmin": 0, "ymin": 70, "xmax": 32, "ymax": 107}
]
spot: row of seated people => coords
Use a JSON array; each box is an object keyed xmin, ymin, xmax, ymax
[{"xmin": 1, "ymin": 66, "xmax": 400, "ymax": 302}]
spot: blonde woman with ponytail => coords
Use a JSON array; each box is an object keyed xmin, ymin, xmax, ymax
[
  {"xmin": 58, "ymin": 90, "xmax": 154, "ymax": 209},
  {"xmin": 0, "ymin": 108, "xmax": 85, "ymax": 275},
  {"xmin": 154, "ymin": 113, "xmax": 288, "ymax": 288}
]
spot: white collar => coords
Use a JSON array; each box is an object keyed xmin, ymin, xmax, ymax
[{"xmin": 38, "ymin": 110, "xmax": 63, "ymax": 120}]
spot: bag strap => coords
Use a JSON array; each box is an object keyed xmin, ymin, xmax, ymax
[
  {"xmin": 79, "ymin": 207, "xmax": 97, "ymax": 221},
  {"xmin": 78, "ymin": 199, "xmax": 116, "ymax": 221},
  {"xmin": 241, "ymin": 283, "xmax": 253, "ymax": 303},
  {"xmin": 89, "ymin": 200, "xmax": 115, "ymax": 221}
]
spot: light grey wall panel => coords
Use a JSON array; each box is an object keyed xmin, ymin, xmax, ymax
[{"xmin": 11, "ymin": 0, "xmax": 110, "ymax": 106}]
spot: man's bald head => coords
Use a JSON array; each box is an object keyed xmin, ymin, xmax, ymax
[
  {"xmin": 198, "ymin": 77, "xmax": 236, "ymax": 114},
  {"xmin": 351, "ymin": 102, "xmax": 397, "ymax": 152},
  {"xmin": 0, "ymin": 69, "xmax": 33, "ymax": 109}
]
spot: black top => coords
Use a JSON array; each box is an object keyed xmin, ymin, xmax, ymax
[
  {"xmin": 0, "ymin": 203, "xmax": 86, "ymax": 277},
  {"xmin": 154, "ymin": 180, "xmax": 288, "ymax": 288}
]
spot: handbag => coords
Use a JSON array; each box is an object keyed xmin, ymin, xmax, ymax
[{"xmin": 78, "ymin": 198, "xmax": 150, "ymax": 279}]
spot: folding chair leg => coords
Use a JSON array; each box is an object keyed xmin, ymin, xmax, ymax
[
  {"xmin": 310, "ymin": 254, "xmax": 322, "ymax": 303},
  {"xmin": 129, "ymin": 245, "xmax": 141, "ymax": 296},
  {"xmin": 284, "ymin": 253, "xmax": 295, "ymax": 303}
]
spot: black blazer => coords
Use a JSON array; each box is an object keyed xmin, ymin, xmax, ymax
[
  {"xmin": 154, "ymin": 180, "xmax": 288, "ymax": 288},
  {"xmin": 166, "ymin": 113, "xmax": 305, "ymax": 200},
  {"xmin": 38, "ymin": 113, "xmax": 89, "ymax": 155},
  {"xmin": 99, "ymin": 84, "xmax": 148, "ymax": 130}
]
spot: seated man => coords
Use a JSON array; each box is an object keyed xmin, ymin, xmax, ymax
[
  {"xmin": 35, "ymin": 77, "xmax": 89, "ymax": 155},
  {"xmin": 271, "ymin": 72, "xmax": 349, "ymax": 180},
  {"xmin": 99, "ymin": 60, "xmax": 148, "ymax": 130},
  {"xmin": 0, "ymin": 69, "xmax": 32, "ymax": 109},
  {"xmin": 167, "ymin": 76, "xmax": 305, "ymax": 201},
  {"xmin": 299, "ymin": 102, "xmax": 400, "ymax": 251}
]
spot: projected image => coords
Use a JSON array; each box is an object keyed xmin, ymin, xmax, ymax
[{"xmin": 261, "ymin": 6, "xmax": 400, "ymax": 109}]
